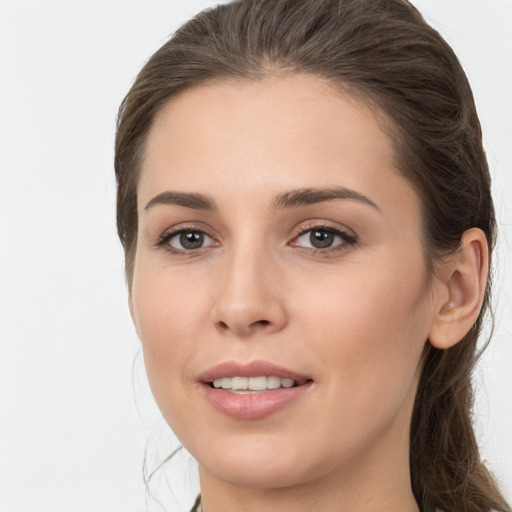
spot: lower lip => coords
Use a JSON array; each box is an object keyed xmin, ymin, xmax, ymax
[{"xmin": 201, "ymin": 382, "xmax": 312, "ymax": 420}]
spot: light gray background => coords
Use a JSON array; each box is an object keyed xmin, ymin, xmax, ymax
[{"xmin": 0, "ymin": 1, "xmax": 510, "ymax": 511}]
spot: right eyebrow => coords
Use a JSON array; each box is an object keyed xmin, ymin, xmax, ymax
[{"xmin": 144, "ymin": 191, "xmax": 216, "ymax": 212}]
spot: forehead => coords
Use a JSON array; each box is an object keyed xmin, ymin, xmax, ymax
[
  {"xmin": 146, "ymin": 74, "xmax": 394, "ymax": 165},
  {"xmin": 139, "ymin": 74, "xmax": 417, "ymax": 219}
]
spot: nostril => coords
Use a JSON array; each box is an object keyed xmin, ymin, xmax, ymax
[
  {"xmin": 248, "ymin": 319, "xmax": 271, "ymax": 330},
  {"xmin": 214, "ymin": 317, "xmax": 275, "ymax": 336}
]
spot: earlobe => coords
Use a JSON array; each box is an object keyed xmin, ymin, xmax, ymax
[{"xmin": 428, "ymin": 228, "xmax": 489, "ymax": 350}]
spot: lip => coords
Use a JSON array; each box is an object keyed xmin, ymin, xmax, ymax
[
  {"xmin": 198, "ymin": 360, "xmax": 311, "ymax": 383},
  {"xmin": 198, "ymin": 360, "xmax": 313, "ymax": 420}
]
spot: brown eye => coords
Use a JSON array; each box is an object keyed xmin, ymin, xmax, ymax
[
  {"xmin": 293, "ymin": 226, "xmax": 356, "ymax": 251},
  {"xmin": 309, "ymin": 230, "xmax": 335, "ymax": 249},
  {"xmin": 168, "ymin": 230, "xmax": 214, "ymax": 251}
]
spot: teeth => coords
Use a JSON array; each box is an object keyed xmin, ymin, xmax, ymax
[
  {"xmin": 281, "ymin": 378, "xmax": 294, "ymax": 388},
  {"xmin": 266, "ymin": 376, "xmax": 281, "ymax": 389},
  {"xmin": 248, "ymin": 376, "xmax": 267, "ymax": 391},
  {"xmin": 232, "ymin": 377, "xmax": 248, "ymax": 390},
  {"xmin": 212, "ymin": 376, "xmax": 298, "ymax": 391}
]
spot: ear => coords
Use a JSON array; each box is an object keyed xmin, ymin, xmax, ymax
[{"xmin": 428, "ymin": 228, "xmax": 489, "ymax": 350}]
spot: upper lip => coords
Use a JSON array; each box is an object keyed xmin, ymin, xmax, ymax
[{"xmin": 198, "ymin": 360, "xmax": 312, "ymax": 384}]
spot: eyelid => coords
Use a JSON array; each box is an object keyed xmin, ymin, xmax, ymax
[
  {"xmin": 170, "ymin": 230, "xmax": 216, "ymax": 250},
  {"xmin": 289, "ymin": 220, "xmax": 358, "ymax": 251},
  {"xmin": 154, "ymin": 223, "xmax": 220, "ymax": 253},
  {"xmin": 291, "ymin": 220, "xmax": 357, "ymax": 239}
]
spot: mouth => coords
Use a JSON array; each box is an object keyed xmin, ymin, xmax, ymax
[
  {"xmin": 199, "ymin": 360, "xmax": 313, "ymax": 419},
  {"xmin": 208, "ymin": 375, "xmax": 310, "ymax": 394}
]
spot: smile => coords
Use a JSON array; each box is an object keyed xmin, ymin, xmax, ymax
[
  {"xmin": 200, "ymin": 361, "xmax": 313, "ymax": 420},
  {"xmin": 211, "ymin": 376, "xmax": 305, "ymax": 393}
]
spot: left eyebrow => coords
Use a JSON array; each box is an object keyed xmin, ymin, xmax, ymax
[{"xmin": 271, "ymin": 187, "xmax": 381, "ymax": 212}]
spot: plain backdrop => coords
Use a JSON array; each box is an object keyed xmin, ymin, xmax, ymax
[{"xmin": 0, "ymin": 1, "xmax": 511, "ymax": 511}]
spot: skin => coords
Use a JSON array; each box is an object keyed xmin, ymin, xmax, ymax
[{"xmin": 129, "ymin": 74, "xmax": 488, "ymax": 512}]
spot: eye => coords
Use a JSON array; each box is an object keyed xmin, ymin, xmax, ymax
[
  {"xmin": 292, "ymin": 226, "xmax": 356, "ymax": 251},
  {"xmin": 160, "ymin": 229, "xmax": 216, "ymax": 252}
]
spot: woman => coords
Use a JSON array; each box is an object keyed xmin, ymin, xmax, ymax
[{"xmin": 114, "ymin": 0, "xmax": 510, "ymax": 511}]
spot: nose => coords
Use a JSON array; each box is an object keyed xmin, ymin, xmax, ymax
[{"xmin": 212, "ymin": 245, "xmax": 288, "ymax": 338}]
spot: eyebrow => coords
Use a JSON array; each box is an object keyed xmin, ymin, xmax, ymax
[
  {"xmin": 143, "ymin": 186, "xmax": 380, "ymax": 213},
  {"xmin": 271, "ymin": 187, "xmax": 380, "ymax": 212},
  {"xmin": 144, "ymin": 191, "xmax": 216, "ymax": 211}
]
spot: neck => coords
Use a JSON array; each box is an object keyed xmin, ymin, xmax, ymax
[{"xmin": 199, "ymin": 468, "xmax": 419, "ymax": 512}]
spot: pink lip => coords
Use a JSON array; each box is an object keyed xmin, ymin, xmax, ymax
[{"xmin": 198, "ymin": 360, "xmax": 313, "ymax": 420}]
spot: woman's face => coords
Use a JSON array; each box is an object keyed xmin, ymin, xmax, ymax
[{"xmin": 130, "ymin": 75, "xmax": 443, "ymax": 491}]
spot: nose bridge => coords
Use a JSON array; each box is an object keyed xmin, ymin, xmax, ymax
[{"xmin": 213, "ymin": 234, "xmax": 286, "ymax": 337}]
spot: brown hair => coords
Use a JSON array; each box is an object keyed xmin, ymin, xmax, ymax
[{"xmin": 114, "ymin": 1, "xmax": 510, "ymax": 510}]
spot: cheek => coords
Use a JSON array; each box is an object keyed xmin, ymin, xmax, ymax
[
  {"xmin": 294, "ymin": 251, "xmax": 431, "ymax": 425},
  {"xmin": 130, "ymin": 261, "xmax": 213, "ymax": 414}
]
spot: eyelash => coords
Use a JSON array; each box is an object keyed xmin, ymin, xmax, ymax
[
  {"xmin": 155, "ymin": 225, "xmax": 217, "ymax": 255},
  {"xmin": 291, "ymin": 224, "xmax": 357, "ymax": 254},
  {"xmin": 155, "ymin": 223, "xmax": 357, "ymax": 255}
]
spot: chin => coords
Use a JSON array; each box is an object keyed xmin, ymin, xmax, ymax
[
  {"xmin": 206, "ymin": 461, "xmax": 308, "ymax": 490},
  {"xmin": 194, "ymin": 436, "xmax": 315, "ymax": 489}
]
